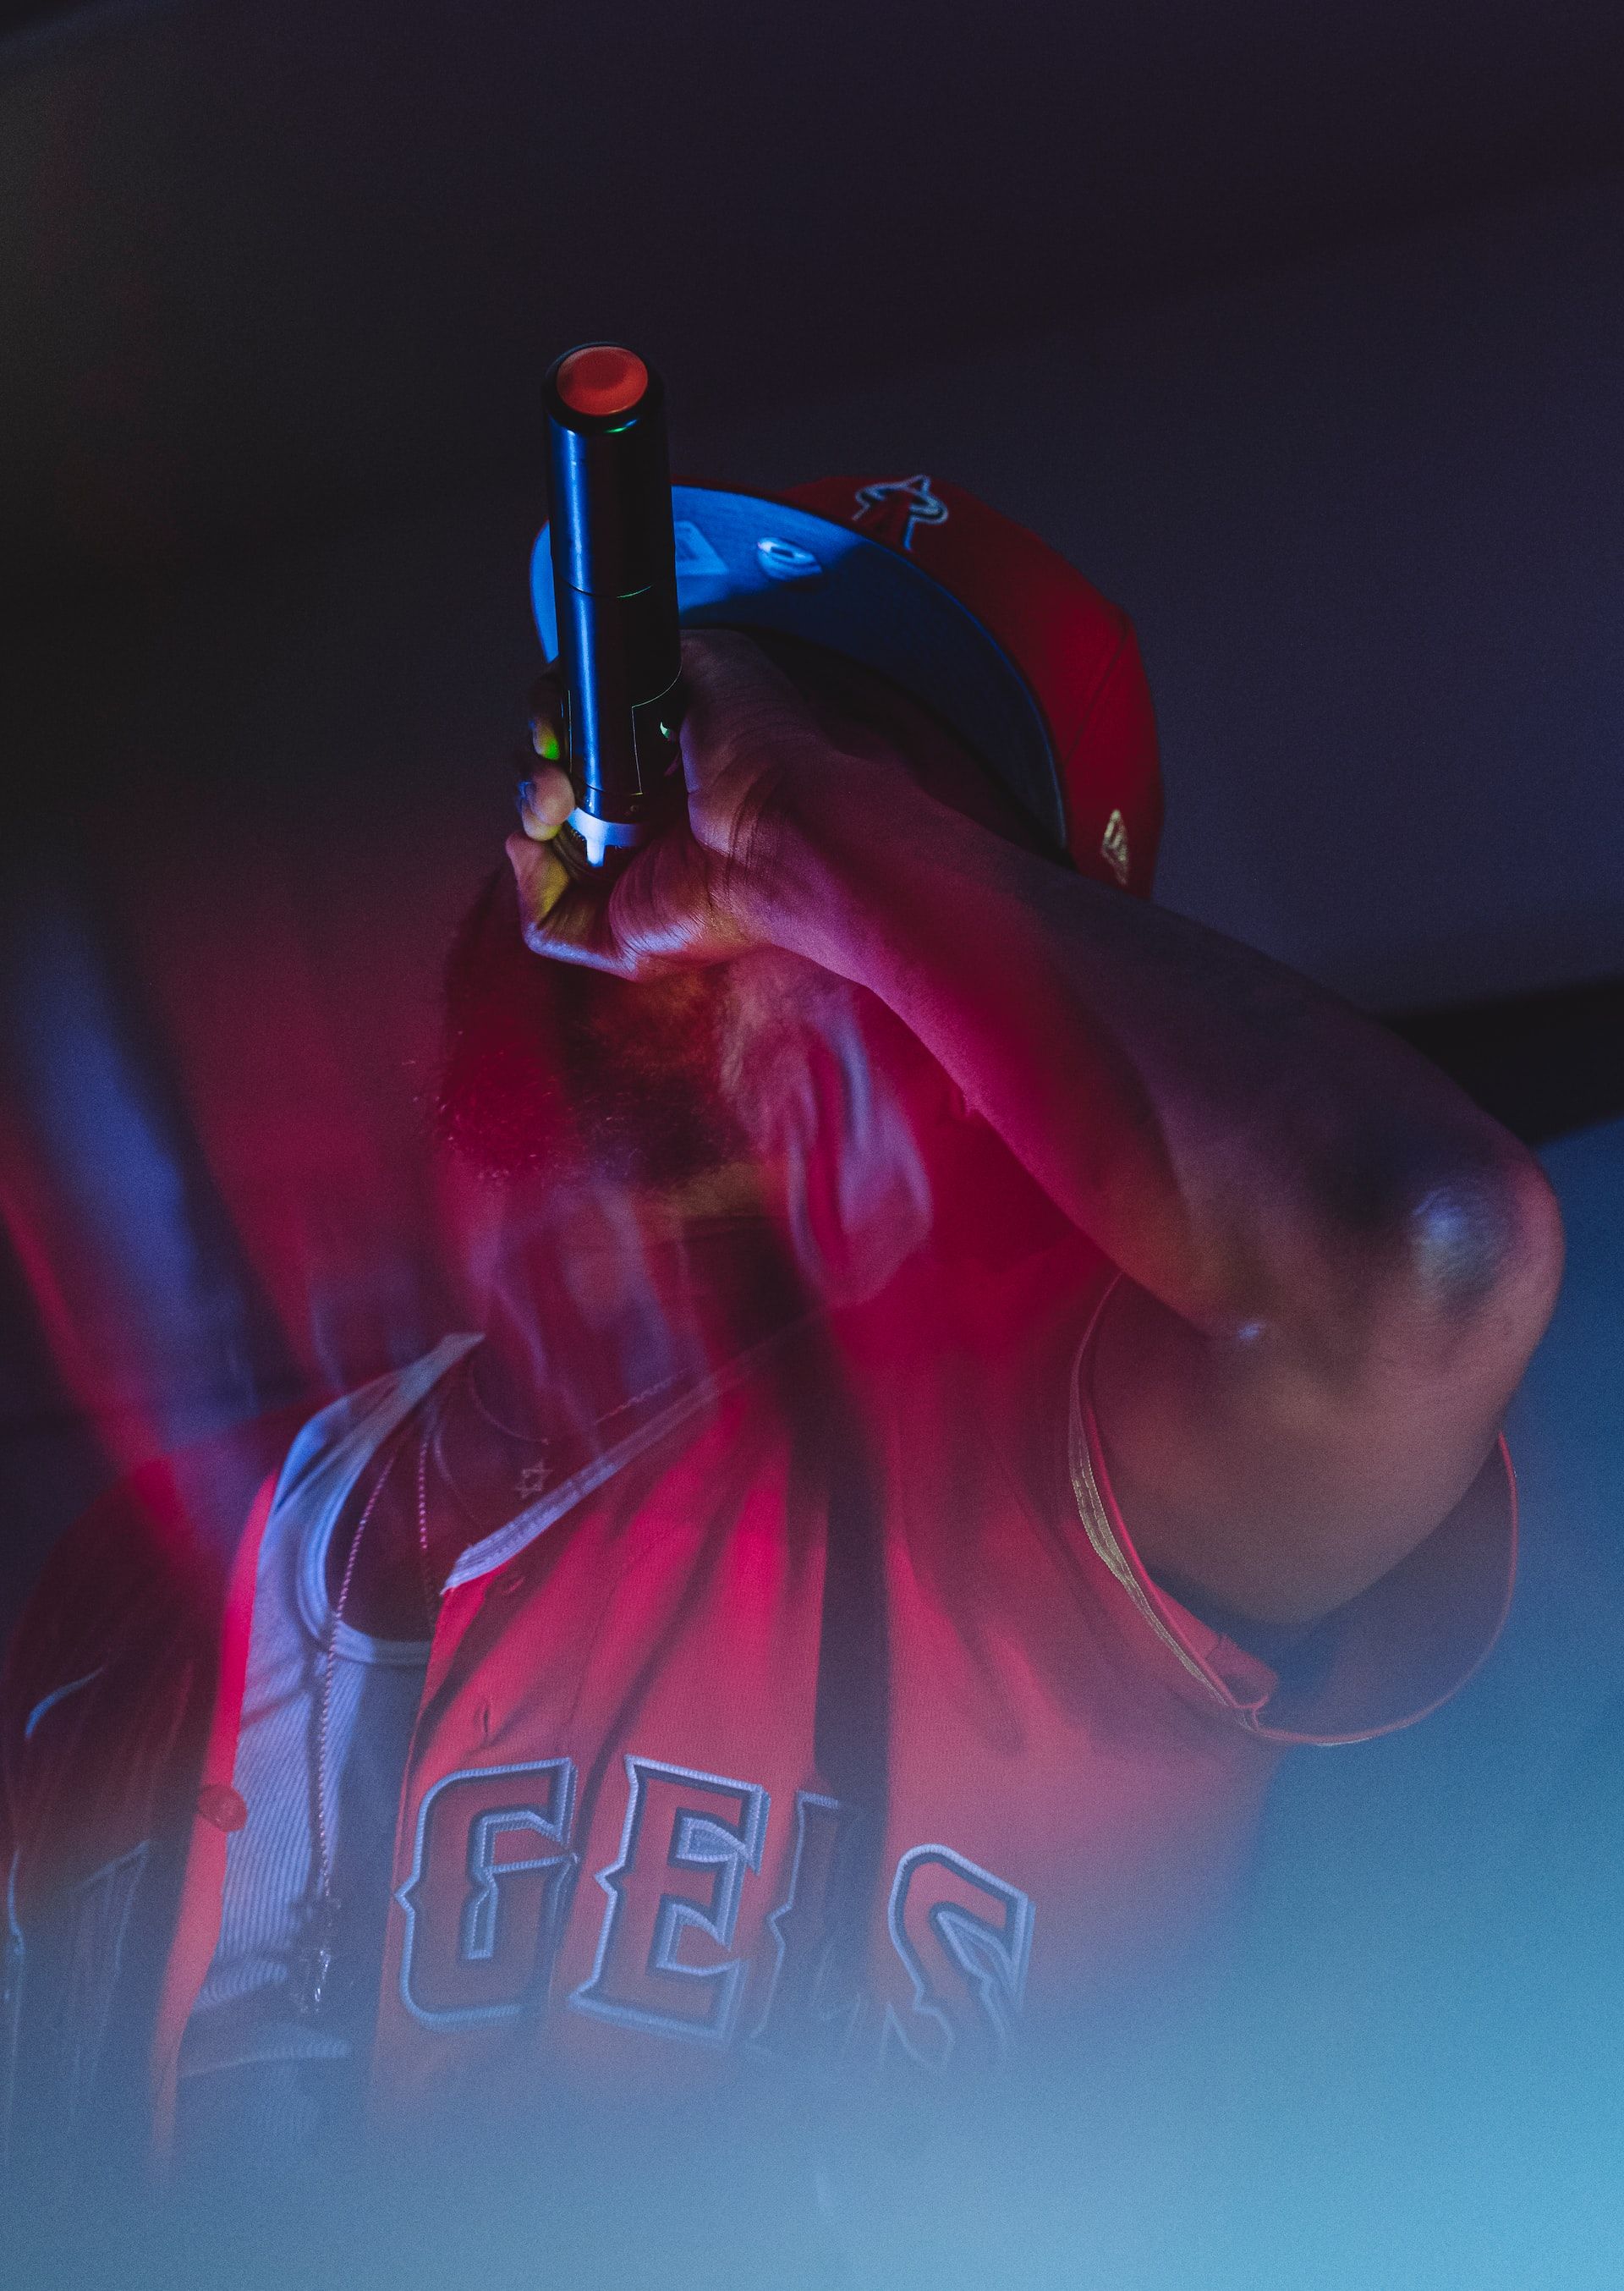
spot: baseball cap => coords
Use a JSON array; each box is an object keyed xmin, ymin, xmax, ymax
[{"xmin": 529, "ymin": 472, "xmax": 1161, "ymax": 896}]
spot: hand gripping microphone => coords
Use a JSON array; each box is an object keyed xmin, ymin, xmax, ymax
[{"xmin": 542, "ymin": 343, "xmax": 683, "ymax": 873}]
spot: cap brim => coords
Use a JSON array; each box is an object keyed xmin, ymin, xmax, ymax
[{"xmin": 532, "ymin": 485, "xmax": 1068, "ymax": 856}]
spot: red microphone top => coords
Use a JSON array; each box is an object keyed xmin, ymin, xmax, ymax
[{"xmin": 555, "ymin": 344, "xmax": 649, "ymax": 419}]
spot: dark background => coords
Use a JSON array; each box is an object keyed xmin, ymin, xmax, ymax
[
  {"xmin": 5, "ymin": 0, "xmax": 1621, "ymax": 1069},
  {"xmin": 3, "ymin": 7, "xmax": 1623, "ymax": 2276}
]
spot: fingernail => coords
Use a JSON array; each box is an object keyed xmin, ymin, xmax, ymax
[{"xmin": 515, "ymin": 778, "xmax": 535, "ymax": 819}]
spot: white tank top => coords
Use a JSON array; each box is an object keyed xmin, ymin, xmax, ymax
[{"xmin": 177, "ymin": 1334, "xmax": 480, "ymax": 2084}]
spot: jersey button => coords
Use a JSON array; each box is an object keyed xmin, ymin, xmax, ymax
[{"xmin": 197, "ymin": 1783, "xmax": 248, "ymax": 1832}]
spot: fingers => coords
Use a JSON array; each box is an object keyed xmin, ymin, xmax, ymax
[
  {"xmin": 527, "ymin": 672, "xmax": 567, "ymax": 766},
  {"xmin": 513, "ymin": 668, "xmax": 639, "ymax": 974},
  {"xmin": 518, "ymin": 670, "xmax": 573, "ymax": 837},
  {"xmin": 512, "ymin": 668, "xmax": 633, "ymax": 971},
  {"xmin": 505, "ymin": 632, "xmax": 794, "ymax": 982},
  {"xmin": 673, "ymin": 629, "xmax": 837, "ymax": 817},
  {"xmin": 506, "ymin": 829, "xmax": 568, "ymax": 927},
  {"xmin": 505, "ymin": 832, "xmax": 634, "ymax": 975},
  {"xmin": 515, "ymin": 763, "xmax": 574, "ymax": 840},
  {"xmin": 677, "ymin": 628, "xmax": 811, "ymax": 751}
]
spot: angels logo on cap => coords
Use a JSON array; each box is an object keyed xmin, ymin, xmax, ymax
[{"xmin": 852, "ymin": 474, "xmax": 949, "ymax": 553}]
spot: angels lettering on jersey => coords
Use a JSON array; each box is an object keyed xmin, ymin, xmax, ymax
[{"xmin": 393, "ymin": 1751, "xmax": 1031, "ymax": 2077}]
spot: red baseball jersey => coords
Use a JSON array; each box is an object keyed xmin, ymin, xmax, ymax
[
  {"xmin": 1, "ymin": 485, "xmax": 1513, "ymax": 2172},
  {"xmin": 2, "ymin": 1163, "xmax": 1514, "ymax": 2174}
]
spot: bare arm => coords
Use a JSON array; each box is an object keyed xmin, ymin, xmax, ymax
[
  {"xmin": 754, "ymin": 749, "xmax": 1560, "ymax": 1629},
  {"xmin": 510, "ymin": 634, "xmax": 1564, "ymax": 1633}
]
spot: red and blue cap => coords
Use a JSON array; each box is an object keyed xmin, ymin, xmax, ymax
[{"xmin": 530, "ymin": 470, "xmax": 1161, "ymax": 896}]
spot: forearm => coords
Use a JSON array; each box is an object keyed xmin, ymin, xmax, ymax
[
  {"xmin": 515, "ymin": 628, "xmax": 1561, "ymax": 1627},
  {"xmin": 757, "ymin": 769, "xmax": 1540, "ymax": 1349}
]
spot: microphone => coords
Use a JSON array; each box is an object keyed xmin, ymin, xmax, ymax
[{"xmin": 541, "ymin": 343, "xmax": 683, "ymax": 873}]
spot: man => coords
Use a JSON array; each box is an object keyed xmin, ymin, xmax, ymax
[{"xmin": 0, "ymin": 473, "xmax": 1561, "ymax": 2197}]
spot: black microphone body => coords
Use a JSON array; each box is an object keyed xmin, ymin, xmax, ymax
[{"xmin": 542, "ymin": 344, "xmax": 683, "ymax": 871}]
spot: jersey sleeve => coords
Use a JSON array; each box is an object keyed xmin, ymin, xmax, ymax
[{"xmin": 1065, "ymin": 1278, "xmax": 1517, "ymax": 1745}]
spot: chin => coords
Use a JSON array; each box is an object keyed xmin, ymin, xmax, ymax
[
  {"xmin": 434, "ymin": 868, "xmax": 743, "ymax": 1191},
  {"xmin": 435, "ymin": 871, "xmax": 940, "ymax": 1305}
]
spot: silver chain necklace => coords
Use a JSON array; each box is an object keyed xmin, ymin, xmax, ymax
[
  {"xmin": 456, "ymin": 1349, "xmax": 685, "ymax": 1506},
  {"xmin": 453, "ymin": 1351, "xmax": 554, "ymax": 1506}
]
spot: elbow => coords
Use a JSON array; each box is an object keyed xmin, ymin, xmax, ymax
[
  {"xmin": 1404, "ymin": 1142, "xmax": 1562, "ymax": 1331},
  {"xmin": 1358, "ymin": 1133, "xmax": 1565, "ymax": 1386},
  {"xmin": 1286, "ymin": 1115, "xmax": 1565, "ymax": 1394}
]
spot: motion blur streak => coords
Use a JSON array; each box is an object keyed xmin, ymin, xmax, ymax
[
  {"xmin": 0, "ymin": 879, "xmax": 268, "ymax": 1474},
  {"xmin": 0, "ymin": 836, "xmax": 468, "ymax": 1506}
]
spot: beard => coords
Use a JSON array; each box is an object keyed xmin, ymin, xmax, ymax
[
  {"xmin": 434, "ymin": 867, "xmax": 751, "ymax": 1192},
  {"xmin": 434, "ymin": 865, "xmax": 942, "ymax": 1308}
]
